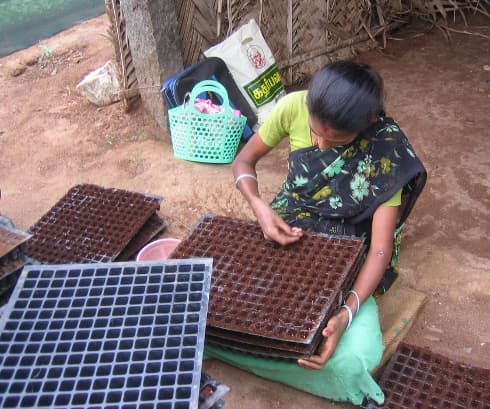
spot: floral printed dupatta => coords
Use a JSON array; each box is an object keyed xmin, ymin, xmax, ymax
[{"xmin": 270, "ymin": 117, "xmax": 427, "ymax": 243}]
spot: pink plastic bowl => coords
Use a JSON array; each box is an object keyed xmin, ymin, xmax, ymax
[{"xmin": 136, "ymin": 238, "xmax": 181, "ymax": 262}]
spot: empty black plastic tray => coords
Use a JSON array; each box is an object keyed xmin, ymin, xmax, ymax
[
  {"xmin": 366, "ymin": 342, "xmax": 489, "ymax": 409},
  {"xmin": 0, "ymin": 259, "xmax": 212, "ymax": 409},
  {"xmin": 24, "ymin": 184, "xmax": 163, "ymax": 264}
]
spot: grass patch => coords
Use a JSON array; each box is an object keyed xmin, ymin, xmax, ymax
[
  {"xmin": 127, "ymin": 131, "xmax": 154, "ymax": 142},
  {"xmin": 129, "ymin": 149, "xmax": 143, "ymax": 168},
  {"xmin": 37, "ymin": 45, "xmax": 58, "ymax": 66},
  {"xmin": 105, "ymin": 135, "xmax": 117, "ymax": 146}
]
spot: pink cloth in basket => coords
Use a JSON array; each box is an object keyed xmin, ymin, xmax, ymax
[{"xmin": 194, "ymin": 98, "xmax": 241, "ymax": 117}]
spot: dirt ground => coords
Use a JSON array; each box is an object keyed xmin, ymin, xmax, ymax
[{"xmin": 0, "ymin": 12, "xmax": 489, "ymax": 409}]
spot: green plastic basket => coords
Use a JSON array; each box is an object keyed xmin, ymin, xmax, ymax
[{"xmin": 168, "ymin": 80, "xmax": 247, "ymax": 164}]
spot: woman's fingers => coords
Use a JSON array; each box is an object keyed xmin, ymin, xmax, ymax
[
  {"xmin": 297, "ymin": 339, "xmax": 336, "ymax": 370},
  {"xmin": 255, "ymin": 204, "xmax": 303, "ymax": 245},
  {"xmin": 268, "ymin": 219, "xmax": 303, "ymax": 245},
  {"xmin": 297, "ymin": 358, "xmax": 324, "ymax": 370},
  {"xmin": 268, "ymin": 228, "xmax": 302, "ymax": 245},
  {"xmin": 296, "ymin": 315, "xmax": 347, "ymax": 370}
]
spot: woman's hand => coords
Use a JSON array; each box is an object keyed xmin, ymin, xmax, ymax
[
  {"xmin": 297, "ymin": 308, "xmax": 349, "ymax": 370},
  {"xmin": 252, "ymin": 199, "xmax": 303, "ymax": 245},
  {"xmin": 233, "ymin": 133, "xmax": 303, "ymax": 246}
]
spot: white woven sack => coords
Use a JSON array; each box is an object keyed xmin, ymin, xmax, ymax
[{"xmin": 204, "ymin": 19, "xmax": 286, "ymax": 127}]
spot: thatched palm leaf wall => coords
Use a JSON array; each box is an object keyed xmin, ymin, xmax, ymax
[
  {"xmin": 174, "ymin": 0, "xmax": 216, "ymax": 67},
  {"xmin": 106, "ymin": 0, "xmax": 489, "ymax": 99},
  {"xmin": 173, "ymin": 0, "xmax": 407, "ymax": 85},
  {"xmin": 104, "ymin": 0, "xmax": 139, "ymax": 110}
]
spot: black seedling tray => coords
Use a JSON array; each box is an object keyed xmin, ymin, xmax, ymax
[
  {"xmin": 0, "ymin": 259, "xmax": 212, "ymax": 409},
  {"xmin": 24, "ymin": 184, "xmax": 162, "ymax": 264}
]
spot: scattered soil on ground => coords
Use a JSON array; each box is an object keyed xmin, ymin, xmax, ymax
[{"xmin": 0, "ymin": 13, "xmax": 489, "ymax": 409}]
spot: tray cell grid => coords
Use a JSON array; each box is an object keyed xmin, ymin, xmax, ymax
[
  {"xmin": 24, "ymin": 184, "xmax": 162, "ymax": 264},
  {"xmin": 0, "ymin": 260, "xmax": 211, "ymax": 409},
  {"xmin": 204, "ymin": 240, "xmax": 364, "ymax": 359},
  {"xmin": 170, "ymin": 215, "xmax": 364, "ymax": 345},
  {"xmin": 371, "ymin": 342, "xmax": 490, "ymax": 409}
]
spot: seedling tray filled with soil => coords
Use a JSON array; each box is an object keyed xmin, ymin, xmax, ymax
[{"xmin": 170, "ymin": 214, "xmax": 365, "ymax": 359}]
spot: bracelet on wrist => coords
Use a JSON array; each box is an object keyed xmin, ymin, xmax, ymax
[
  {"xmin": 345, "ymin": 289, "xmax": 360, "ymax": 315},
  {"xmin": 340, "ymin": 304, "xmax": 353, "ymax": 330},
  {"xmin": 234, "ymin": 173, "xmax": 257, "ymax": 188}
]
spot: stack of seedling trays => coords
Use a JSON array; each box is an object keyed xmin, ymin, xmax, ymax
[
  {"xmin": 0, "ymin": 217, "xmax": 31, "ymax": 305},
  {"xmin": 364, "ymin": 342, "xmax": 489, "ymax": 409},
  {"xmin": 0, "ymin": 259, "xmax": 212, "ymax": 409},
  {"xmin": 170, "ymin": 214, "xmax": 366, "ymax": 360},
  {"xmin": 23, "ymin": 183, "xmax": 167, "ymax": 264}
]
